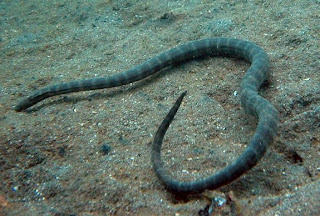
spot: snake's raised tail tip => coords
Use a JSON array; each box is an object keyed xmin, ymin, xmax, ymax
[
  {"xmin": 176, "ymin": 91, "xmax": 187, "ymax": 105},
  {"xmin": 180, "ymin": 90, "xmax": 187, "ymax": 97}
]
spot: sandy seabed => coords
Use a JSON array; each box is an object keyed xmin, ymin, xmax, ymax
[{"xmin": 1, "ymin": 0, "xmax": 319, "ymax": 215}]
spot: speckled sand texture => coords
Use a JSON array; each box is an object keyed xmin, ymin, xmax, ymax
[{"xmin": 0, "ymin": 0, "xmax": 319, "ymax": 215}]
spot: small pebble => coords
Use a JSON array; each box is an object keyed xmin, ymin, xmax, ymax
[{"xmin": 101, "ymin": 144, "xmax": 111, "ymax": 155}]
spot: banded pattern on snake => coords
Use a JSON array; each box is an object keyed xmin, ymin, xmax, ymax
[{"xmin": 14, "ymin": 38, "xmax": 279, "ymax": 194}]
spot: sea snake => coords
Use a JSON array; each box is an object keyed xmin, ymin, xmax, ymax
[{"xmin": 14, "ymin": 38, "xmax": 279, "ymax": 194}]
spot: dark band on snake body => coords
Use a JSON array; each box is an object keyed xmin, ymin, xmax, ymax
[
  {"xmin": 16, "ymin": 38, "xmax": 271, "ymax": 112},
  {"xmin": 150, "ymin": 39, "xmax": 279, "ymax": 193},
  {"xmin": 152, "ymin": 90, "xmax": 278, "ymax": 193},
  {"xmin": 14, "ymin": 38, "xmax": 279, "ymax": 194}
]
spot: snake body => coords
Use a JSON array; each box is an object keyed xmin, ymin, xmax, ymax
[{"xmin": 14, "ymin": 38, "xmax": 279, "ymax": 194}]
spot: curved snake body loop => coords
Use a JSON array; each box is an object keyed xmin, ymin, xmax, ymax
[{"xmin": 14, "ymin": 38, "xmax": 279, "ymax": 194}]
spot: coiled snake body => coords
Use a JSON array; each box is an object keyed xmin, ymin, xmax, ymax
[{"xmin": 15, "ymin": 38, "xmax": 279, "ymax": 194}]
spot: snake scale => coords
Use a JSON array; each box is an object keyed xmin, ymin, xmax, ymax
[{"xmin": 14, "ymin": 38, "xmax": 279, "ymax": 194}]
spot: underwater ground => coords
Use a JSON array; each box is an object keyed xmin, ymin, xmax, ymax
[{"xmin": 0, "ymin": 0, "xmax": 319, "ymax": 215}]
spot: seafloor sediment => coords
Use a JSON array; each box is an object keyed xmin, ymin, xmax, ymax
[{"xmin": 0, "ymin": 0, "xmax": 319, "ymax": 215}]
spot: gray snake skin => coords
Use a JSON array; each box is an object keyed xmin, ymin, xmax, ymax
[{"xmin": 14, "ymin": 38, "xmax": 279, "ymax": 194}]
